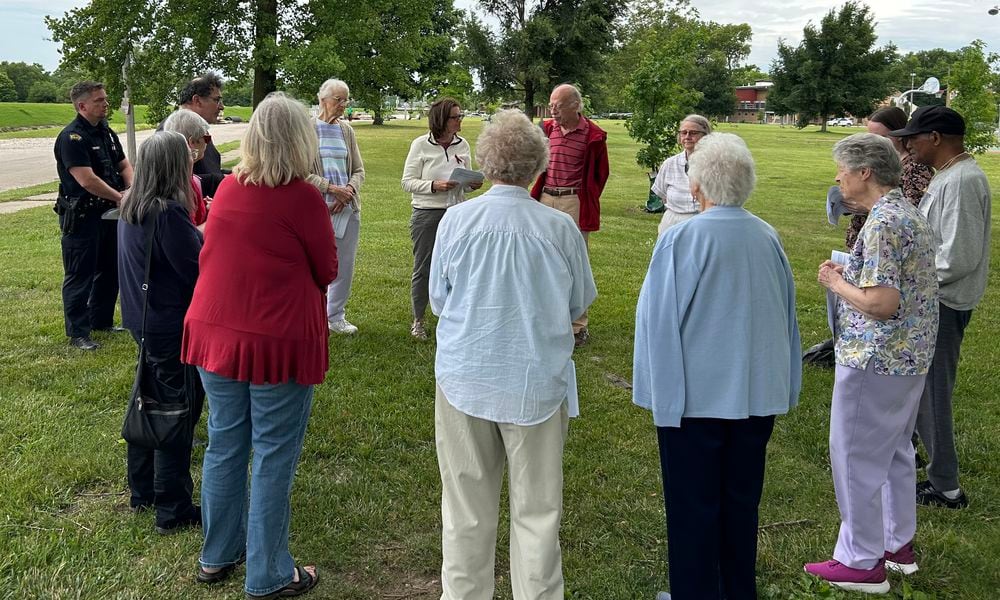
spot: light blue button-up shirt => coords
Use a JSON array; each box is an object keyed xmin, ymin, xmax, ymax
[
  {"xmin": 633, "ymin": 206, "xmax": 802, "ymax": 428},
  {"xmin": 430, "ymin": 184, "xmax": 597, "ymax": 425}
]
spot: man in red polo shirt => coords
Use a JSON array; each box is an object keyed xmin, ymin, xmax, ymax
[{"xmin": 531, "ymin": 84, "xmax": 609, "ymax": 347}]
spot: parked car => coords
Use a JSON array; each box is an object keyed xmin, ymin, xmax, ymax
[{"xmin": 826, "ymin": 117, "xmax": 854, "ymax": 127}]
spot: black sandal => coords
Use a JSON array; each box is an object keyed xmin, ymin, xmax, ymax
[
  {"xmin": 197, "ymin": 553, "xmax": 246, "ymax": 584},
  {"xmin": 246, "ymin": 565, "xmax": 319, "ymax": 599}
]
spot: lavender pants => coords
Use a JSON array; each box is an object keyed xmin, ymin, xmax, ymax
[{"xmin": 830, "ymin": 362, "xmax": 925, "ymax": 569}]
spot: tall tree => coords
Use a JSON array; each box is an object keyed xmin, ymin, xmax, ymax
[
  {"xmin": 948, "ymin": 40, "xmax": 1000, "ymax": 154},
  {"xmin": 768, "ymin": 2, "xmax": 896, "ymax": 132},
  {"xmin": 463, "ymin": 0, "xmax": 624, "ymax": 116}
]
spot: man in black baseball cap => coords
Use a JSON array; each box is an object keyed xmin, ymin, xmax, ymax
[{"xmin": 889, "ymin": 105, "xmax": 991, "ymax": 509}]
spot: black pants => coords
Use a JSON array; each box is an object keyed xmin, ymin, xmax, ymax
[
  {"xmin": 126, "ymin": 331, "xmax": 205, "ymax": 526},
  {"xmin": 657, "ymin": 416, "xmax": 776, "ymax": 600},
  {"xmin": 60, "ymin": 210, "xmax": 119, "ymax": 337}
]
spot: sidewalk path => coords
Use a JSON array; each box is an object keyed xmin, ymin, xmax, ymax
[{"xmin": 0, "ymin": 122, "xmax": 248, "ymax": 193}]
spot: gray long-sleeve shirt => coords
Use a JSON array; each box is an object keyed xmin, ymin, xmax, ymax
[{"xmin": 920, "ymin": 158, "xmax": 992, "ymax": 311}]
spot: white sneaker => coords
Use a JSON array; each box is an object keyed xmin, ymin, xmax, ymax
[
  {"xmin": 410, "ymin": 319, "xmax": 428, "ymax": 340},
  {"xmin": 328, "ymin": 319, "xmax": 358, "ymax": 334}
]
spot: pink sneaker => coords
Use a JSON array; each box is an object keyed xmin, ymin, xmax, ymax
[
  {"xmin": 804, "ymin": 559, "xmax": 890, "ymax": 594},
  {"xmin": 885, "ymin": 541, "xmax": 919, "ymax": 575}
]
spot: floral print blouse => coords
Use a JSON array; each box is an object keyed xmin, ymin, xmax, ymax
[
  {"xmin": 835, "ymin": 188, "xmax": 939, "ymax": 376},
  {"xmin": 844, "ymin": 154, "xmax": 933, "ymax": 249}
]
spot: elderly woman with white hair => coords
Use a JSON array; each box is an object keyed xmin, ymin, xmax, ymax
[
  {"xmin": 805, "ymin": 133, "xmax": 938, "ymax": 594},
  {"xmin": 633, "ymin": 133, "xmax": 801, "ymax": 600},
  {"xmin": 429, "ymin": 109, "xmax": 596, "ymax": 600},
  {"xmin": 309, "ymin": 78, "xmax": 365, "ymax": 334},
  {"xmin": 651, "ymin": 114, "xmax": 711, "ymax": 234},
  {"xmin": 162, "ymin": 109, "xmax": 211, "ymax": 228}
]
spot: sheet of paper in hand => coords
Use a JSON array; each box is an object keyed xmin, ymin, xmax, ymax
[{"xmin": 449, "ymin": 167, "xmax": 485, "ymax": 188}]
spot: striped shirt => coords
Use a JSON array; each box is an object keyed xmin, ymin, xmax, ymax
[{"xmin": 545, "ymin": 117, "xmax": 589, "ymax": 188}]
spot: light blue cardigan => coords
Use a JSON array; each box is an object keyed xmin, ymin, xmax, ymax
[{"xmin": 633, "ymin": 206, "xmax": 802, "ymax": 427}]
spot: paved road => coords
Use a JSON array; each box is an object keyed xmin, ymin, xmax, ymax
[{"xmin": 0, "ymin": 122, "xmax": 249, "ymax": 193}]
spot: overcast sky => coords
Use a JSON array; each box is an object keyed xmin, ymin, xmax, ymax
[{"xmin": 1, "ymin": 0, "xmax": 996, "ymax": 76}]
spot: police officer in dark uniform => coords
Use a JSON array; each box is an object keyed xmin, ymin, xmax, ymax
[{"xmin": 54, "ymin": 81, "xmax": 133, "ymax": 351}]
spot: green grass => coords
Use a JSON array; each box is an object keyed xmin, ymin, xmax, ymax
[
  {"xmin": 0, "ymin": 181, "xmax": 58, "ymax": 202},
  {"xmin": 1, "ymin": 120, "xmax": 998, "ymax": 599},
  {"xmin": 0, "ymin": 103, "xmax": 253, "ymax": 139}
]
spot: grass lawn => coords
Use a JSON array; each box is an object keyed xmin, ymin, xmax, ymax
[
  {"xmin": 0, "ymin": 119, "xmax": 998, "ymax": 599},
  {"xmin": 0, "ymin": 103, "xmax": 253, "ymax": 139}
]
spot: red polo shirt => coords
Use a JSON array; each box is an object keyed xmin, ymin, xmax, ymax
[{"xmin": 545, "ymin": 117, "xmax": 589, "ymax": 188}]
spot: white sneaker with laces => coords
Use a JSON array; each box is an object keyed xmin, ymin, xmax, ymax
[{"xmin": 328, "ymin": 319, "xmax": 358, "ymax": 335}]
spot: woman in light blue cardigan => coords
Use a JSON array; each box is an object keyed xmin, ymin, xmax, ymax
[{"xmin": 633, "ymin": 133, "xmax": 801, "ymax": 600}]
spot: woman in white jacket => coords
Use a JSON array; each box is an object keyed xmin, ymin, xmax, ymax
[{"xmin": 401, "ymin": 97, "xmax": 481, "ymax": 339}]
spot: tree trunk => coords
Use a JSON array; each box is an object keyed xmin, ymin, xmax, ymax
[
  {"xmin": 820, "ymin": 114, "xmax": 828, "ymax": 133},
  {"xmin": 373, "ymin": 105, "xmax": 384, "ymax": 126},
  {"xmin": 523, "ymin": 80, "xmax": 535, "ymax": 121},
  {"xmin": 251, "ymin": 0, "xmax": 278, "ymax": 109}
]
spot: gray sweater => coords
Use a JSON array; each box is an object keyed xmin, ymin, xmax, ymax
[{"xmin": 920, "ymin": 158, "xmax": 992, "ymax": 310}]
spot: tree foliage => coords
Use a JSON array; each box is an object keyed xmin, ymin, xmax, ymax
[
  {"xmin": 0, "ymin": 62, "xmax": 50, "ymax": 102},
  {"xmin": 948, "ymin": 40, "xmax": 1000, "ymax": 154},
  {"xmin": 463, "ymin": 0, "xmax": 624, "ymax": 116},
  {"xmin": 768, "ymin": 2, "xmax": 896, "ymax": 132},
  {"xmin": 0, "ymin": 71, "xmax": 16, "ymax": 103},
  {"xmin": 617, "ymin": 1, "xmax": 751, "ymax": 171}
]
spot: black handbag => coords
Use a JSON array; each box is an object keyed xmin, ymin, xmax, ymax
[{"xmin": 121, "ymin": 210, "xmax": 194, "ymax": 450}]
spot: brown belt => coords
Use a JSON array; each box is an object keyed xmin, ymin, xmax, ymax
[{"xmin": 542, "ymin": 187, "xmax": 578, "ymax": 196}]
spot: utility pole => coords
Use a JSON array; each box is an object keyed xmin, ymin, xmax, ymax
[{"xmin": 121, "ymin": 53, "xmax": 137, "ymax": 165}]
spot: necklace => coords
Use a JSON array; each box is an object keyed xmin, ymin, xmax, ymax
[{"xmin": 938, "ymin": 152, "xmax": 969, "ymax": 171}]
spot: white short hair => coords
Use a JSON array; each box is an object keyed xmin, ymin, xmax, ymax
[
  {"xmin": 687, "ymin": 133, "xmax": 756, "ymax": 207},
  {"xmin": 475, "ymin": 109, "xmax": 549, "ymax": 186},
  {"xmin": 318, "ymin": 78, "xmax": 349, "ymax": 103},
  {"xmin": 162, "ymin": 109, "xmax": 209, "ymax": 143},
  {"xmin": 833, "ymin": 133, "xmax": 901, "ymax": 188}
]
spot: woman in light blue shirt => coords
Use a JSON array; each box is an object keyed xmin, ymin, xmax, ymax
[
  {"xmin": 633, "ymin": 133, "xmax": 801, "ymax": 600},
  {"xmin": 430, "ymin": 109, "xmax": 596, "ymax": 600}
]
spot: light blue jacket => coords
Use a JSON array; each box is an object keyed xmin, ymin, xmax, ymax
[{"xmin": 633, "ymin": 207, "xmax": 801, "ymax": 427}]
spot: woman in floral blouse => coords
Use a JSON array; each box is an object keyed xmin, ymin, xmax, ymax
[
  {"xmin": 844, "ymin": 106, "xmax": 933, "ymax": 249},
  {"xmin": 806, "ymin": 133, "xmax": 939, "ymax": 594}
]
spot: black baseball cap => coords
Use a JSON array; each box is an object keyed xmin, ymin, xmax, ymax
[{"xmin": 889, "ymin": 105, "xmax": 965, "ymax": 137}]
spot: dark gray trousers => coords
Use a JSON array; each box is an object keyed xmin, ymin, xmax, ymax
[
  {"xmin": 916, "ymin": 303, "xmax": 973, "ymax": 491},
  {"xmin": 410, "ymin": 208, "xmax": 446, "ymax": 321}
]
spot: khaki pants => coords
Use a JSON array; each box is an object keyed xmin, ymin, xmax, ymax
[
  {"xmin": 540, "ymin": 192, "xmax": 589, "ymax": 333},
  {"xmin": 435, "ymin": 385, "xmax": 568, "ymax": 600}
]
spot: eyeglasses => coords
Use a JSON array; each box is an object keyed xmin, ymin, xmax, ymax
[
  {"xmin": 548, "ymin": 103, "xmax": 576, "ymax": 112},
  {"xmin": 449, "ymin": 114, "xmax": 464, "ymax": 121},
  {"xmin": 330, "ymin": 96, "xmax": 349, "ymax": 105},
  {"xmin": 202, "ymin": 95, "xmax": 223, "ymax": 105},
  {"xmin": 679, "ymin": 129, "xmax": 707, "ymax": 137}
]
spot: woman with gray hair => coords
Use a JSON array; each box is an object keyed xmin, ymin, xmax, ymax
[
  {"xmin": 309, "ymin": 78, "xmax": 365, "ymax": 335},
  {"xmin": 633, "ymin": 133, "xmax": 801, "ymax": 600},
  {"xmin": 805, "ymin": 133, "xmax": 939, "ymax": 593},
  {"xmin": 162, "ymin": 109, "xmax": 211, "ymax": 227},
  {"xmin": 651, "ymin": 114, "xmax": 711, "ymax": 234},
  {"xmin": 117, "ymin": 131, "xmax": 204, "ymax": 534},
  {"xmin": 429, "ymin": 109, "xmax": 596, "ymax": 600}
]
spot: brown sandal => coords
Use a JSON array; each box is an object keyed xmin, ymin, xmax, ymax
[{"xmin": 245, "ymin": 565, "xmax": 319, "ymax": 599}]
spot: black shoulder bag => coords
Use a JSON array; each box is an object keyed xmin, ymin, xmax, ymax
[{"xmin": 121, "ymin": 210, "xmax": 194, "ymax": 449}]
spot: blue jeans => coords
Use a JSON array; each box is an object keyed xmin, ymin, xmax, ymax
[{"xmin": 197, "ymin": 368, "xmax": 314, "ymax": 596}]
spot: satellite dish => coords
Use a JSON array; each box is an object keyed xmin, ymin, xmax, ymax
[{"xmin": 919, "ymin": 77, "xmax": 940, "ymax": 94}]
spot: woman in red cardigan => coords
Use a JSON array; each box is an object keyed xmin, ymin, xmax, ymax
[{"xmin": 182, "ymin": 92, "xmax": 337, "ymax": 599}]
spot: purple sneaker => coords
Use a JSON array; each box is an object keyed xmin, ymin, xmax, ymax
[
  {"xmin": 804, "ymin": 559, "xmax": 890, "ymax": 594},
  {"xmin": 885, "ymin": 541, "xmax": 919, "ymax": 575}
]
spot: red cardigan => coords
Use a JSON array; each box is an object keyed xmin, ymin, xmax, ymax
[
  {"xmin": 182, "ymin": 176, "xmax": 338, "ymax": 385},
  {"xmin": 530, "ymin": 116, "xmax": 610, "ymax": 232}
]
